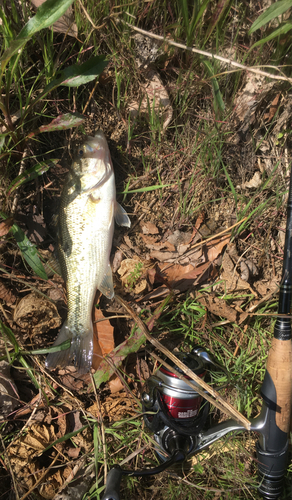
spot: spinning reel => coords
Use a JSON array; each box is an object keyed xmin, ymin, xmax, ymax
[{"xmin": 142, "ymin": 348, "xmax": 220, "ymax": 461}]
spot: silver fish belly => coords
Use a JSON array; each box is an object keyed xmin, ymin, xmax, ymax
[{"xmin": 46, "ymin": 131, "xmax": 130, "ymax": 373}]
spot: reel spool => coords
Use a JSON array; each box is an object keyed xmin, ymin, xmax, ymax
[{"xmin": 142, "ymin": 350, "xmax": 212, "ymax": 459}]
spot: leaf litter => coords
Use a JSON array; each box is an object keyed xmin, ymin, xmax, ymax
[{"xmin": 0, "ymin": 3, "xmax": 291, "ymax": 498}]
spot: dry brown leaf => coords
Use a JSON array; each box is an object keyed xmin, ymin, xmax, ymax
[
  {"xmin": 0, "ymin": 217, "xmax": 14, "ymax": 236},
  {"xmin": 220, "ymin": 252, "xmax": 258, "ymax": 297},
  {"xmin": 117, "ymin": 258, "xmax": 148, "ymax": 293},
  {"xmin": 158, "ymin": 263, "xmax": 195, "ymax": 286},
  {"xmin": 108, "ymin": 376, "xmax": 124, "ymax": 394},
  {"xmin": 149, "ymin": 250, "xmax": 180, "ymax": 261},
  {"xmin": 141, "ymin": 233, "xmax": 175, "ymax": 251},
  {"xmin": 197, "ymin": 294, "xmax": 248, "ymax": 325},
  {"xmin": 0, "ymin": 361, "xmax": 19, "ymax": 419},
  {"xmin": 128, "ymin": 69, "xmax": 173, "ymax": 130},
  {"xmin": 13, "ymin": 293, "xmax": 61, "ymax": 334},
  {"xmin": 92, "ymin": 308, "xmax": 114, "ymax": 371},
  {"xmin": 190, "ymin": 212, "xmax": 205, "ymax": 243},
  {"xmin": 0, "ymin": 279, "xmax": 16, "ymax": 305},
  {"xmin": 264, "ymin": 93, "xmax": 281, "ymax": 122},
  {"xmin": 139, "ymin": 262, "xmax": 211, "ymax": 301},
  {"xmin": 140, "ymin": 221, "xmax": 159, "ymax": 234},
  {"xmin": 241, "ymin": 171, "xmax": 262, "ymax": 189},
  {"xmin": 207, "ymin": 234, "xmax": 230, "ymax": 262},
  {"xmin": 112, "ymin": 249, "xmax": 124, "ymax": 273}
]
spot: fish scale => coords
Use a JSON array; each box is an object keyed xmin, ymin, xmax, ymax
[{"xmin": 46, "ymin": 131, "xmax": 130, "ymax": 373}]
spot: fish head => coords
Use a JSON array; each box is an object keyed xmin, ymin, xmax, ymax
[
  {"xmin": 72, "ymin": 131, "xmax": 112, "ymax": 177},
  {"xmin": 72, "ymin": 131, "xmax": 113, "ymax": 192}
]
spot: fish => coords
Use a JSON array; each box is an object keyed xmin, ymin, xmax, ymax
[{"xmin": 46, "ymin": 131, "xmax": 131, "ymax": 374}]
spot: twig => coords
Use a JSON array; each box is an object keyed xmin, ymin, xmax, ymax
[
  {"xmin": 121, "ymin": 22, "xmax": 292, "ymax": 84},
  {"xmin": 189, "ymin": 217, "xmax": 247, "ymax": 252},
  {"xmin": 115, "ymin": 294, "xmax": 251, "ymax": 430},
  {"xmin": 11, "ymin": 148, "xmax": 29, "ymax": 214}
]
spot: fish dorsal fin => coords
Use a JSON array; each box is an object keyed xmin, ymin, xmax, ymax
[
  {"xmin": 115, "ymin": 202, "xmax": 131, "ymax": 227},
  {"xmin": 99, "ymin": 263, "xmax": 114, "ymax": 299}
]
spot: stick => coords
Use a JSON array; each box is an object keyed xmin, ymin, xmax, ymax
[
  {"xmin": 115, "ymin": 294, "xmax": 250, "ymax": 430},
  {"xmin": 121, "ymin": 22, "xmax": 292, "ymax": 85}
]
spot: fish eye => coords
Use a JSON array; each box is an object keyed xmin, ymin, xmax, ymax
[{"xmin": 78, "ymin": 149, "xmax": 84, "ymax": 157}]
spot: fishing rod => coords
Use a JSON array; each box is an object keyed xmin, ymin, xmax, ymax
[{"xmin": 102, "ymin": 171, "xmax": 292, "ymax": 500}]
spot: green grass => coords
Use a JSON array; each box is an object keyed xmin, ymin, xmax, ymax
[{"xmin": 0, "ymin": 0, "xmax": 292, "ymax": 499}]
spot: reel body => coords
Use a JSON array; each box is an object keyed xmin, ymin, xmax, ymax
[{"xmin": 142, "ymin": 349, "xmax": 218, "ymax": 459}]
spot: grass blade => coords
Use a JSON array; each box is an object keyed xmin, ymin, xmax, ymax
[
  {"xmin": 249, "ymin": 22, "xmax": 292, "ymax": 50},
  {"xmin": 249, "ymin": 0, "xmax": 292, "ymax": 33},
  {"xmin": 7, "ymin": 159, "xmax": 58, "ymax": 196},
  {"xmin": 8, "ymin": 221, "xmax": 48, "ymax": 280}
]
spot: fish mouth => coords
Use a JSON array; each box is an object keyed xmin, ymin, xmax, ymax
[{"xmin": 81, "ymin": 131, "xmax": 108, "ymax": 160}]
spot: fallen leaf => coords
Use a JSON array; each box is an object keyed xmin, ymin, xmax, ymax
[
  {"xmin": 141, "ymin": 221, "xmax": 159, "ymax": 234},
  {"xmin": 0, "ymin": 279, "xmax": 16, "ymax": 305},
  {"xmin": 13, "ymin": 293, "xmax": 61, "ymax": 334},
  {"xmin": 141, "ymin": 233, "xmax": 175, "ymax": 251},
  {"xmin": 0, "ymin": 360, "xmax": 19, "ymax": 419},
  {"xmin": 139, "ymin": 262, "xmax": 211, "ymax": 301},
  {"xmin": 128, "ymin": 69, "xmax": 173, "ymax": 130},
  {"xmin": 149, "ymin": 250, "xmax": 180, "ymax": 261},
  {"xmin": 0, "ymin": 217, "xmax": 14, "ymax": 236},
  {"xmin": 117, "ymin": 258, "xmax": 148, "ymax": 293},
  {"xmin": 167, "ymin": 229, "xmax": 193, "ymax": 247},
  {"xmin": 264, "ymin": 93, "xmax": 281, "ymax": 122},
  {"xmin": 108, "ymin": 376, "xmax": 124, "ymax": 394},
  {"xmin": 241, "ymin": 171, "xmax": 262, "ymax": 189},
  {"xmin": 92, "ymin": 308, "xmax": 115, "ymax": 371},
  {"xmin": 207, "ymin": 234, "xmax": 230, "ymax": 261},
  {"xmin": 112, "ymin": 249, "xmax": 123, "ymax": 273},
  {"xmin": 220, "ymin": 251, "xmax": 258, "ymax": 297},
  {"xmin": 197, "ymin": 294, "xmax": 248, "ymax": 325}
]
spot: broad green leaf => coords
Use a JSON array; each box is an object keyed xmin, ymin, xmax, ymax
[
  {"xmin": 249, "ymin": 0, "xmax": 292, "ymax": 33},
  {"xmin": 19, "ymin": 0, "xmax": 75, "ymax": 38},
  {"xmin": 3, "ymin": 218, "xmax": 48, "ymax": 280},
  {"xmin": 27, "ymin": 113, "xmax": 85, "ymax": 138},
  {"xmin": 7, "ymin": 159, "xmax": 58, "ymax": 196},
  {"xmin": 61, "ymin": 55, "xmax": 108, "ymax": 87},
  {"xmin": 38, "ymin": 112, "xmax": 85, "ymax": 132},
  {"xmin": 250, "ymin": 22, "xmax": 292, "ymax": 49},
  {"xmin": 31, "ymin": 56, "xmax": 108, "ymax": 109},
  {"xmin": 1, "ymin": 0, "xmax": 75, "ymax": 71}
]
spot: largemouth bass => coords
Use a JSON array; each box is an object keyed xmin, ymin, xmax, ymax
[{"xmin": 46, "ymin": 131, "xmax": 130, "ymax": 373}]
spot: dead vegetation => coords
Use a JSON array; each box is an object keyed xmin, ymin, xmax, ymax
[{"xmin": 0, "ymin": 0, "xmax": 292, "ymax": 499}]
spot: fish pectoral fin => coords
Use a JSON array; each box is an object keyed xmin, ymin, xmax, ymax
[
  {"xmin": 99, "ymin": 264, "xmax": 115, "ymax": 299},
  {"xmin": 115, "ymin": 202, "xmax": 131, "ymax": 227}
]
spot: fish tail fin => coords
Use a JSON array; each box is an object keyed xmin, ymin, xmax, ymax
[{"xmin": 46, "ymin": 322, "xmax": 93, "ymax": 375}]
